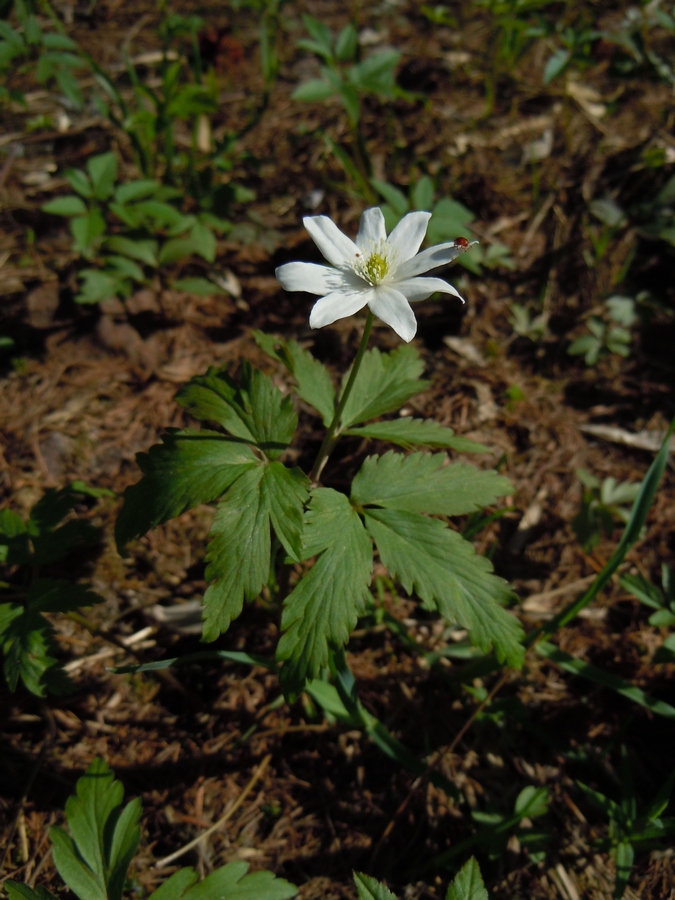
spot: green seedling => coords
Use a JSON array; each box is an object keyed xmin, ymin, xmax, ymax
[
  {"xmin": 508, "ymin": 302, "xmax": 547, "ymax": 340},
  {"xmin": 292, "ymin": 15, "xmax": 404, "ymax": 194},
  {"xmin": 5, "ymin": 759, "xmax": 298, "ymax": 900},
  {"xmin": 603, "ymin": 3, "xmax": 675, "ymax": 86},
  {"xmin": 0, "ymin": 484, "xmax": 107, "ymax": 696},
  {"xmin": 4, "ymin": 758, "xmax": 489, "ymax": 900},
  {"xmin": 371, "ymin": 174, "xmax": 515, "ymax": 274},
  {"xmin": 577, "ymin": 748, "xmax": 675, "ymax": 899},
  {"xmin": 42, "ymin": 151, "xmax": 226, "ymax": 304},
  {"xmin": 0, "ymin": 0, "xmax": 87, "ymax": 107},
  {"xmin": 621, "ymin": 564, "xmax": 675, "ymax": 628},
  {"xmin": 572, "ymin": 469, "xmax": 641, "ymax": 552}
]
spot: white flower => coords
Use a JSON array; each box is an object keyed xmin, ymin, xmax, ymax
[{"xmin": 275, "ymin": 207, "xmax": 474, "ymax": 342}]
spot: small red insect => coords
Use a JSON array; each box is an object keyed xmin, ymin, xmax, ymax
[{"xmin": 454, "ymin": 236, "xmax": 470, "ymax": 249}]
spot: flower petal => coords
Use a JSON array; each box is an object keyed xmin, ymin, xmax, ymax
[
  {"xmin": 275, "ymin": 262, "xmax": 350, "ymax": 295},
  {"xmin": 303, "ymin": 215, "xmax": 360, "ymax": 267},
  {"xmin": 368, "ymin": 286, "xmax": 417, "ymax": 342},
  {"xmin": 309, "ymin": 288, "xmax": 370, "ymax": 329},
  {"xmin": 393, "ymin": 276, "xmax": 464, "ymax": 303},
  {"xmin": 386, "ymin": 211, "xmax": 432, "ymax": 265},
  {"xmin": 356, "ymin": 207, "xmax": 387, "ymax": 248},
  {"xmin": 394, "ymin": 240, "xmax": 478, "ymax": 280}
]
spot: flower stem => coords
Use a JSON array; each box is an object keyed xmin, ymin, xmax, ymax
[{"xmin": 309, "ymin": 310, "xmax": 374, "ymax": 484}]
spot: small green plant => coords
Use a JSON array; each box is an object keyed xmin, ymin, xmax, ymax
[
  {"xmin": 371, "ymin": 175, "xmax": 516, "ymax": 274},
  {"xmin": 426, "ymin": 784, "xmax": 550, "ymax": 869},
  {"xmin": 42, "ymin": 151, "xmax": 226, "ymax": 304},
  {"xmin": 621, "ymin": 564, "xmax": 675, "ymax": 628},
  {"xmin": 576, "ymin": 749, "xmax": 675, "ymax": 899},
  {"xmin": 292, "ymin": 15, "xmax": 403, "ymax": 195},
  {"xmin": 114, "ymin": 209, "xmax": 523, "ymax": 705},
  {"xmin": 567, "ymin": 315, "xmax": 631, "ymax": 366},
  {"xmin": 5, "ymin": 758, "xmax": 299, "ymax": 900},
  {"xmin": 5, "ymin": 758, "xmax": 490, "ymax": 900},
  {"xmin": 604, "ymin": 3, "xmax": 675, "ymax": 86},
  {"xmin": 508, "ymin": 302, "xmax": 547, "ymax": 340},
  {"xmin": 0, "ymin": 0, "xmax": 87, "ymax": 107},
  {"xmin": 0, "ymin": 484, "xmax": 106, "ymax": 695},
  {"xmin": 572, "ymin": 469, "xmax": 641, "ymax": 552}
]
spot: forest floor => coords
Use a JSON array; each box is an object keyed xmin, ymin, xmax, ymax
[{"xmin": 1, "ymin": 1, "xmax": 674, "ymax": 898}]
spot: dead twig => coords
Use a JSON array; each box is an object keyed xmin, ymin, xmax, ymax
[{"xmin": 154, "ymin": 754, "xmax": 272, "ymax": 869}]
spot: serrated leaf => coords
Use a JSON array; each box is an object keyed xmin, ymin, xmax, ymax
[
  {"xmin": 202, "ymin": 463, "xmax": 309, "ymax": 641},
  {"xmin": 277, "ymin": 489, "xmax": 373, "ymax": 692},
  {"xmin": 163, "ymin": 860, "xmax": 297, "ymax": 900},
  {"xmin": 352, "ymin": 451, "xmax": 512, "ymax": 516},
  {"xmin": 51, "ymin": 759, "xmax": 141, "ymax": 900},
  {"xmin": 115, "ymin": 430, "xmax": 258, "ymax": 548},
  {"xmin": 150, "ymin": 869, "xmax": 200, "ymax": 900},
  {"xmin": 1, "ymin": 579, "xmax": 97, "ymax": 696},
  {"xmin": 445, "ymin": 857, "xmax": 488, "ymax": 900},
  {"xmin": 176, "ymin": 364, "xmax": 297, "ymax": 458},
  {"xmin": 354, "ymin": 872, "xmax": 398, "ymax": 900},
  {"xmin": 364, "ymin": 508, "xmax": 523, "ymax": 666},
  {"xmin": 346, "ymin": 419, "xmax": 489, "ymax": 453},
  {"xmin": 340, "ymin": 346, "xmax": 428, "ymax": 429},
  {"xmin": 253, "ymin": 332, "xmax": 336, "ymax": 426}
]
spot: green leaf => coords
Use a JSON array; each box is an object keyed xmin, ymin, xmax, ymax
[
  {"xmin": 292, "ymin": 78, "xmax": 336, "ymax": 102},
  {"xmin": 107, "ymin": 255, "xmax": 145, "ymax": 282},
  {"xmin": 64, "ymin": 167, "xmax": 92, "ymax": 198},
  {"xmin": 115, "ymin": 430, "xmax": 258, "ymax": 548},
  {"xmin": 445, "ymin": 857, "xmax": 488, "ymax": 900},
  {"xmin": 51, "ymin": 759, "xmax": 141, "ymax": 900},
  {"xmin": 354, "ymin": 872, "xmax": 397, "ymax": 900},
  {"xmin": 277, "ymin": 489, "xmax": 373, "ymax": 692},
  {"xmin": 340, "ymin": 345, "xmax": 428, "ymax": 429},
  {"xmin": 301, "ymin": 14, "xmax": 333, "ymax": 55},
  {"xmin": 5, "ymin": 884, "xmax": 59, "ymax": 900},
  {"xmin": 86, "ymin": 152, "xmax": 118, "ymax": 201},
  {"xmin": 370, "ymin": 179, "xmax": 409, "ymax": 217},
  {"xmin": 202, "ymin": 462, "xmax": 309, "ymax": 641},
  {"xmin": 543, "ymin": 47, "xmax": 571, "ymax": 84},
  {"xmin": 253, "ymin": 331, "xmax": 336, "ymax": 426},
  {"xmin": 75, "ymin": 269, "xmax": 123, "ymax": 304},
  {"xmin": 411, "ymin": 175, "xmax": 435, "ymax": 212},
  {"xmin": 42, "ymin": 195, "xmax": 87, "ymax": 217},
  {"xmin": 364, "ymin": 508, "xmax": 523, "ymax": 666},
  {"xmin": 113, "ymin": 179, "xmax": 160, "ymax": 204},
  {"xmin": 335, "ymin": 23, "xmax": 358, "ymax": 61},
  {"xmin": 105, "ymin": 236, "xmax": 158, "ymax": 267},
  {"xmin": 352, "ymin": 451, "xmax": 512, "ymax": 516},
  {"xmin": 346, "ymin": 419, "xmax": 489, "ymax": 453},
  {"xmin": 173, "ymin": 277, "xmax": 226, "ymax": 296},
  {"xmin": 153, "ymin": 860, "xmax": 297, "ymax": 900},
  {"xmin": 536, "ymin": 641, "xmax": 675, "ymax": 718},
  {"xmin": 176, "ymin": 364, "xmax": 297, "ymax": 458},
  {"xmin": 71, "ymin": 208, "xmax": 106, "ymax": 257},
  {"xmin": 150, "ymin": 869, "xmax": 199, "ymax": 900},
  {"xmin": 350, "ymin": 49, "xmax": 400, "ymax": 96}
]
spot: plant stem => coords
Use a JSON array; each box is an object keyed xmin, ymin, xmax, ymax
[{"xmin": 309, "ymin": 310, "xmax": 374, "ymax": 484}]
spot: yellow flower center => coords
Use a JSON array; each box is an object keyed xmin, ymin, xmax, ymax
[{"xmin": 364, "ymin": 252, "xmax": 388, "ymax": 284}]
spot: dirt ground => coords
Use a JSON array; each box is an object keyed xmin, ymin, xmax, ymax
[{"xmin": 1, "ymin": 1, "xmax": 674, "ymax": 898}]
